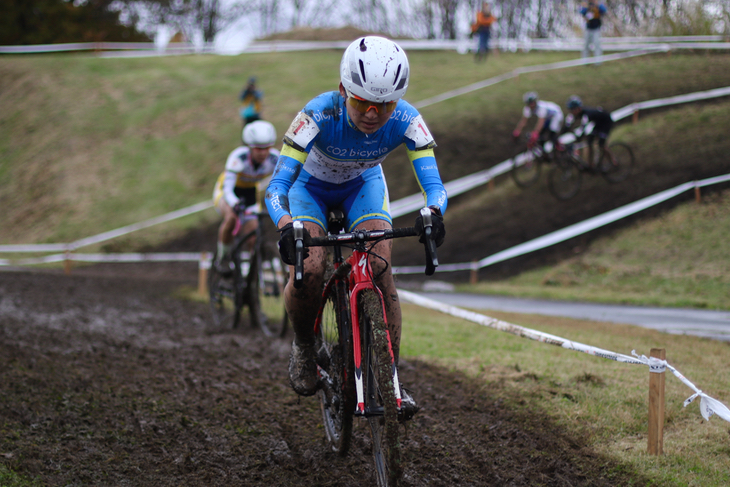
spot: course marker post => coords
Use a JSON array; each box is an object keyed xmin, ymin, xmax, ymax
[
  {"xmin": 64, "ymin": 251, "xmax": 72, "ymax": 275},
  {"xmin": 198, "ymin": 251, "xmax": 210, "ymax": 297},
  {"xmin": 695, "ymin": 185, "xmax": 701, "ymax": 204},
  {"xmin": 648, "ymin": 347, "xmax": 666, "ymax": 455}
]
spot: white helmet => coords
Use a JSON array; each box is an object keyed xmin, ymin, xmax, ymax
[
  {"xmin": 340, "ymin": 36, "xmax": 409, "ymax": 103},
  {"xmin": 242, "ymin": 120, "xmax": 277, "ymax": 148}
]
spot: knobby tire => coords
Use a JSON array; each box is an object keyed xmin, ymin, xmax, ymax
[
  {"xmin": 316, "ymin": 279, "xmax": 355, "ymax": 455},
  {"xmin": 511, "ymin": 146, "xmax": 542, "ymax": 188},
  {"xmin": 600, "ymin": 142, "xmax": 634, "ymax": 183},
  {"xmin": 548, "ymin": 155, "xmax": 583, "ymax": 200},
  {"xmin": 359, "ymin": 290, "xmax": 401, "ymax": 487},
  {"xmin": 208, "ymin": 248, "xmax": 243, "ymax": 330},
  {"xmin": 249, "ymin": 241, "xmax": 289, "ymax": 337}
]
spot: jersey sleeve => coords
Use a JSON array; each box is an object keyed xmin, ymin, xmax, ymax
[
  {"xmin": 265, "ymin": 115, "xmax": 315, "ymax": 226},
  {"xmin": 407, "ymin": 148, "xmax": 448, "ymax": 213}
]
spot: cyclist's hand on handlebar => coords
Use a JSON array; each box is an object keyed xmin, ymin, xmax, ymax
[
  {"xmin": 527, "ymin": 131, "xmax": 539, "ymax": 148},
  {"xmin": 415, "ymin": 207, "xmax": 445, "ymax": 248},
  {"xmin": 278, "ymin": 222, "xmax": 310, "ymax": 265},
  {"xmin": 511, "ymin": 129, "xmax": 521, "ymax": 142}
]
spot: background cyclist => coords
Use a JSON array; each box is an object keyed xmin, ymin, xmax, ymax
[
  {"xmin": 212, "ymin": 120, "xmax": 279, "ymax": 275},
  {"xmin": 564, "ymin": 95, "xmax": 614, "ymax": 169},
  {"xmin": 264, "ymin": 36, "xmax": 447, "ymax": 408},
  {"xmin": 512, "ymin": 91, "xmax": 565, "ymax": 155}
]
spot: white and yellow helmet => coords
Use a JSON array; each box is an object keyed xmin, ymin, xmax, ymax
[
  {"xmin": 340, "ymin": 36, "xmax": 409, "ymax": 103},
  {"xmin": 242, "ymin": 120, "xmax": 277, "ymax": 148}
]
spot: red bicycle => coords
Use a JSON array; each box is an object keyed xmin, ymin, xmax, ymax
[{"xmin": 292, "ymin": 208, "xmax": 438, "ymax": 487}]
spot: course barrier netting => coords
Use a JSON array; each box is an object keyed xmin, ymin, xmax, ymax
[{"xmin": 399, "ymin": 289, "xmax": 730, "ymax": 425}]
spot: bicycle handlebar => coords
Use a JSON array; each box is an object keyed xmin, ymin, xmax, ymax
[{"xmin": 292, "ymin": 207, "xmax": 439, "ymax": 288}]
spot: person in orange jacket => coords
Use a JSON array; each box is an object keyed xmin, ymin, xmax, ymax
[{"xmin": 471, "ymin": 2, "xmax": 496, "ymax": 62}]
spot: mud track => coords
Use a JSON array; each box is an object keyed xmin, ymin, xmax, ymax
[{"xmin": 0, "ymin": 266, "xmax": 652, "ymax": 485}]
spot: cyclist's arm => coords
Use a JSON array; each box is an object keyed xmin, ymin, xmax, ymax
[
  {"xmin": 533, "ymin": 117, "xmax": 546, "ymax": 133},
  {"xmin": 403, "ymin": 114, "xmax": 447, "ymax": 213},
  {"xmin": 222, "ymin": 171, "xmax": 240, "ymax": 208},
  {"xmin": 408, "ymin": 148, "xmax": 448, "ymax": 213},
  {"xmin": 514, "ymin": 115, "xmax": 528, "ymax": 133},
  {"xmin": 265, "ymin": 143, "xmax": 304, "ymax": 228}
]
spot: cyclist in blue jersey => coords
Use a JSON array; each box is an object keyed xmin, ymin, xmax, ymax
[
  {"xmin": 265, "ymin": 37, "xmax": 447, "ymax": 408},
  {"xmin": 512, "ymin": 91, "xmax": 565, "ymax": 155}
]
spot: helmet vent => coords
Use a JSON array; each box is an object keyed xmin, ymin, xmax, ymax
[
  {"xmin": 358, "ymin": 60, "xmax": 367, "ymax": 83},
  {"xmin": 393, "ymin": 65, "xmax": 401, "ymax": 86},
  {"xmin": 359, "ymin": 39, "xmax": 367, "ymax": 52}
]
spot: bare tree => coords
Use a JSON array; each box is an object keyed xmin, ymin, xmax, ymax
[{"xmin": 118, "ymin": 0, "xmax": 251, "ymax": 43}]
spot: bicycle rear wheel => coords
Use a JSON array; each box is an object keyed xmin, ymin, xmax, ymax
[
  {"xmin": 600, "ymin": 142, "xmax": 634, "ymax": 183},
  {"xmin": 208, "ymin": 249, "xmax": 243, "ymax": 329},
  {"xmin": 359, "ymin": 290, "xmax": 401, "ymax": 487},
  {"xmin": 316, "ymin": 279, "xmax": 355, "ymax": 455},
  {"xmin": 249, "ymin": 241, "xmax": 289, "ymax": 337},
  {"xmin": 548, "ymin": 156, "xmax": 583, "ymax": 200},
  {"xmin": 510, "ymin": 147, "xmax": 542, "ymax": 188}
]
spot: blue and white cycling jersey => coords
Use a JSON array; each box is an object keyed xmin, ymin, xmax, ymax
[
  {"xmin": 523, "ymin": 100, "xmax": 564, "ymax": 132},
  {"xmin": 265, "ymin": 91, "xmax": 448, "ymax": 231}
]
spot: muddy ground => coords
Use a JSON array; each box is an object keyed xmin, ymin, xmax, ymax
[{"xmin": 1, "ymin": 266, "xmax": 656, "ymax": 486}]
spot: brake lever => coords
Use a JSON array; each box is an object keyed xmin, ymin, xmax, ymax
[
  {"xmin": 419, "ymin": 207, "xmax": 439, "ymax": 276},
  {"xmin": 293, "ymin": 220, "xmax": 304, "ymax": 288}
]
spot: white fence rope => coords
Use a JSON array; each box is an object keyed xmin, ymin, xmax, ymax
[
  {"xmin": 2, "ymin": 36, "xmax": 729, "ymax": 56},
  {"xmin": 399, "ymin": 289, "xmax": 730, "ymax": 424},
  {"xmin": 393, "ymin": 173, "xmax": 730, "ymax": 274}
]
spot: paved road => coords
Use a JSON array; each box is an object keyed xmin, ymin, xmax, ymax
[{"xmin": 417, "ymin": 292, "xmax": 730, "ymax": 342}]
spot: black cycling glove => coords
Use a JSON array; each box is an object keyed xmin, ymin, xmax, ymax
[
  {"xmin": 414, "ymin": 207, "xmax": 445, "ymax": 248},
  {"xmin": 277, "ymin": 222, "xmax": 310, "ymax": 265}
]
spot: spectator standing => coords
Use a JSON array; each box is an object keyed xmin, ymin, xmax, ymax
[
  {"xmin": 471, "ymin": 2, "xmax": 496, "ymax": 62},
  {"xmin": 580, "ymin": 1, "xmax": 607, "ymax": 63},
  {"xmin": 239, "ymin": 77, "xmax": 263, "ymax": 127}
]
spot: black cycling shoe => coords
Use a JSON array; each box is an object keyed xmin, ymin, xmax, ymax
[
  {"xmin": 398, "ymin": 384, "xmax": 420, "ymax": 422},
  {"xmin": 215, "ymin": 255, "xmax": 234, "ymax": 277}
]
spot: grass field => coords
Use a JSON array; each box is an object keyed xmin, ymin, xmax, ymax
[{"xmin": 2, "ymin": 46, "xmax": 730, "ymax": 486}]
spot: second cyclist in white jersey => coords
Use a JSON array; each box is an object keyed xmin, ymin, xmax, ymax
[
  {"xmin": 212, "ymin": 120, "xmax": 279, "ymax": 274},
  {"xmin": 512, "ymin": 91, "xmax": 565, "ymax": 154}
]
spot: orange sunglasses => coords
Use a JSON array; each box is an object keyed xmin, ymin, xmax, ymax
[{"xmin": 347, "ymin": 93, "xmax": 398, "ymax": 114}]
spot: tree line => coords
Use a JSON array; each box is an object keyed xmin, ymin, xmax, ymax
[{"xmin": 2, "ymin": 0, "xmax": 728, "ymax": 46}]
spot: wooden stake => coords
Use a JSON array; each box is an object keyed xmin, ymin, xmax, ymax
[
  {"xmin": 64, "ymin": 251, "xmax": 72, "ymax": 275},
  {"xmin": 632, "ymin": 110, "xmax": 639, "ymax": 124},
  {"xmin": 488, "ymin": 178, "xmax": 495, "ymax": 191},
  {"xmin": 198, "ymin": 251, "xmax": 210, "ymax": 296},
  {"xmin": 648, "ymin": 348, "xmax": 666, "ymax": 456},
  {"xmin": 470, "ymin": 262, "xmax": 478, "ymax": 285},
  {"xmin": 695, "ymin": 186, "xmax": 701, "ymax": 204}
]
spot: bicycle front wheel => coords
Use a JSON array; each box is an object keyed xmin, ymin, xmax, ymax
[
  {"xmin": 208, "ymin": 249, "xmax": 243, "ymax": 330},
  {"xmin": 510, "ymin": 148, "xmax": 542, "ymax": 188},
  {"xmin": 249, "ymin": 241, "xmax": 289, "ymax": 337},
  {"xmin": 316, "ymin": 279, "xmax": 355, "ymax": 455},
  {"xmin": 548, "ymin": 156, "xmax": 583, "ymax": 200},
  {"xmin": 600, "ymin": 142, "xmax": 634, "ymax": 183},
  {"xmin": 359, "ymin": 290, "xmax": 401, "ymax": 487}
]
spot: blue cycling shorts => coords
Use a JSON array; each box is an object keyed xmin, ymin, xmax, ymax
[{"xmin": 288, "ymin": 165, "xmax": 391, "ymax": 232}]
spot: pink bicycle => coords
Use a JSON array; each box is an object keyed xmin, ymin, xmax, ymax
[{"xmin": 292, "ymin": 208, "xmax": 438, "ymax": 487}]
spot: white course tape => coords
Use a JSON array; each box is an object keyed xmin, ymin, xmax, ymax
[
  {"xmin": 400, "ymin": 289, "xmax": 730, "ymax": 423},
  {"xmin": 393, "ymin": 173, "xmax": 730, "ymax": 275}
]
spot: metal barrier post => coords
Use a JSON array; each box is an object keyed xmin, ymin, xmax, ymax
[
  {"xmin": 648, "ymin": 347, "xmax": 666, "ymax": 455},
  {"xmin": 198, "ymin": 251, "xmax": 210, "ymax": 296}
]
